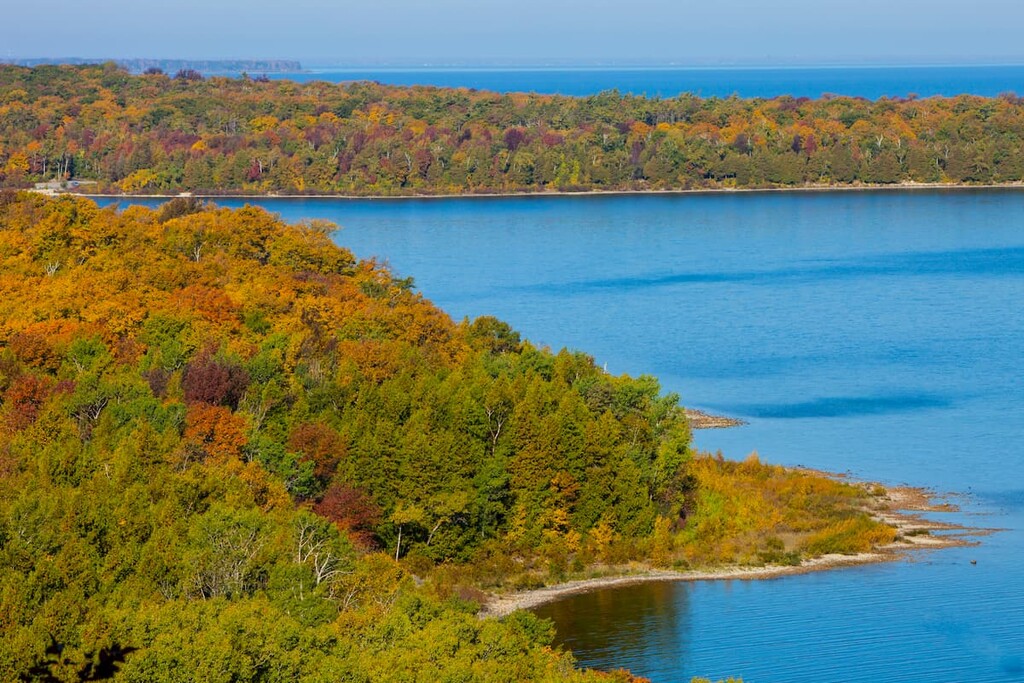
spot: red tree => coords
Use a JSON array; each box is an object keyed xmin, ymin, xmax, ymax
[
  {"xmin": 182, "ymin": 349, "xmax": 250, "ymax": 409},
  {"xmin": 314, "ymin": 483, "xmax": 381, "ymax": 548},
  {"xmin": 3, "ymin": 374, "xmax": 54, "ymax": 431}
]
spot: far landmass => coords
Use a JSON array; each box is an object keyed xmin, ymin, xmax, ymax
[
  {"xmin": 2, "ymin": 58, "xmax": 303, "ymax": 74},
  {"xmin": 0, "ymin": 192, "xmax": 962, "ymax": 682},
  {"xmin": 1, "ymin": 63, "xmax": 1021, "ymax": 197}
]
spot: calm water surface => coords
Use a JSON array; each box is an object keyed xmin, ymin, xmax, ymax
[
  {"xmin": 274, "ymin": 64, "xmax": 1024, "ymax": 99},
  {"xmin": 107, "ymin": 190, "xmax": 1024, "ymax": 682}
]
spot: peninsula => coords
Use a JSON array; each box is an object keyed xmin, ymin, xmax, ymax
[{"xmin": 0, "ymin": 192, "xmax": 948, "ymax": 681}]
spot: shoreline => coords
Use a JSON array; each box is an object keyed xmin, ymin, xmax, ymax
[
  {"xmin": 38, "ymin": 180, "xmax": 1024, "ymax": 202},
  {"xmin": 685, "ymin": 408, "xmax": 746, "ymax": 429},
  {"xmin": 480, "ymin": 479, "xmax": 990, "ymax": 618}
]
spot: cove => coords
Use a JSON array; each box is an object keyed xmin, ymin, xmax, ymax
[{"xmin": 100, "ymin": 189, "xmax": 1024, "ymax": 682}]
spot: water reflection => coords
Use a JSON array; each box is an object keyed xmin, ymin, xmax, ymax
[{"xmin": 533, "ymin": 581, "xmax": 690, "ymax": 673}]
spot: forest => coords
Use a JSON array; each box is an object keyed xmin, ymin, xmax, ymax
[
  {"xmin": 1, "ymin": 63, "xmax": 1023, "ymax": 195},
  {"xmin": 0, "ymin": 191, "xmax": 898, "ymax": 680}
]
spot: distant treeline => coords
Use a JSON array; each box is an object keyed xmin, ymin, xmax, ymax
[
  {"xmin": 1, "ymin": 63, "xmax": 1022, "ymax": 195},
  {"xmin": 2, "ymin": 58, "xmax": 303, "ymax": 74}
]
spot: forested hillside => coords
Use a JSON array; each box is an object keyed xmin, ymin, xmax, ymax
[
  {"xmin": 1, "ymin": 64, "xmax": 1022, "ymax": 195},
  {"xmin": 0, "ymin": 193, "xmax": 893, "ymax": 680}
]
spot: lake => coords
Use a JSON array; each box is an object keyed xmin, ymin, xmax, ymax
[
  {"xmin": 272, "ymin": 64, "xmax": 1024, "ymax": 99},
  {"xmin": 104, "ymin": 190, "xmax": 1024, "ymax": 682}
]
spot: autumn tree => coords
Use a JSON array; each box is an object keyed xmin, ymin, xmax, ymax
[
  {"xmin": 314, "ymin": 483, "xmax": 382, "ymax": 548},
  {"xmin": 182, "ymin": 348, "xmax": 250, "ymax": 409}
]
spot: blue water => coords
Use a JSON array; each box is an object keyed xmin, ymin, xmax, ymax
[
  {"xmin": 275, "ymin": 64, "xmax": 1024, "ymax": 99},
  {"xmin": 104, "ymin": 190, "xmax": 1024, "ymax": 682}
]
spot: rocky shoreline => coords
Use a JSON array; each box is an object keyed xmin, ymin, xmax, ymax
[{"xmin": 685, "ymin": 408, "xmax": 747, "ymax": 429}]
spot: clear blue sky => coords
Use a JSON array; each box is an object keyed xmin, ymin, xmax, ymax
[{"xmin": 4, "ymin": 0, "xmax": 1024, "ymax": 65}]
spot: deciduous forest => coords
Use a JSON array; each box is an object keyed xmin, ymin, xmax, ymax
[
  {"xmin": 1, "ymin": 64, "xmax": 1022, "ymax": 195},
  {"xmin": 0, "ymin": 191, "xmax": 895, "ymax": 680}
]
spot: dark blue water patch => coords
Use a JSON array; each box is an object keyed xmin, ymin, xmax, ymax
[
  {"xmin": 506, "ymin": 245, "xmax": 1024, "ymax": 296},
  {"xmin": 1001, "ymin": 655, "xmax": 1024, "ymax": 677},
  {"xmin": 971, "ymin": 489, "xmax": 1024, "ymax": 513},
  {"xmin": 721, "ymin": 392, "xmax": 953, "ymax": 419}
]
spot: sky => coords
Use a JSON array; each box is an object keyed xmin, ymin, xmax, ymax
[{"xmin": 3, "ymin": 0, "xmax": 1024, "ymax": 66}]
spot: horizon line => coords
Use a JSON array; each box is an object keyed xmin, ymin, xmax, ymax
[{"xmin": 9, "ymin": 56, "xmax": 1024, "ymax": 71}]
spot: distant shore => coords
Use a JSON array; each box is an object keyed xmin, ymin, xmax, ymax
[
  {"xmin": 46, "ymin": 180, "xmax": 1024, "ymax": 202},
  {"xmin": 480, "ymin": 480, "xmax": 987, "ymax": 618}
]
